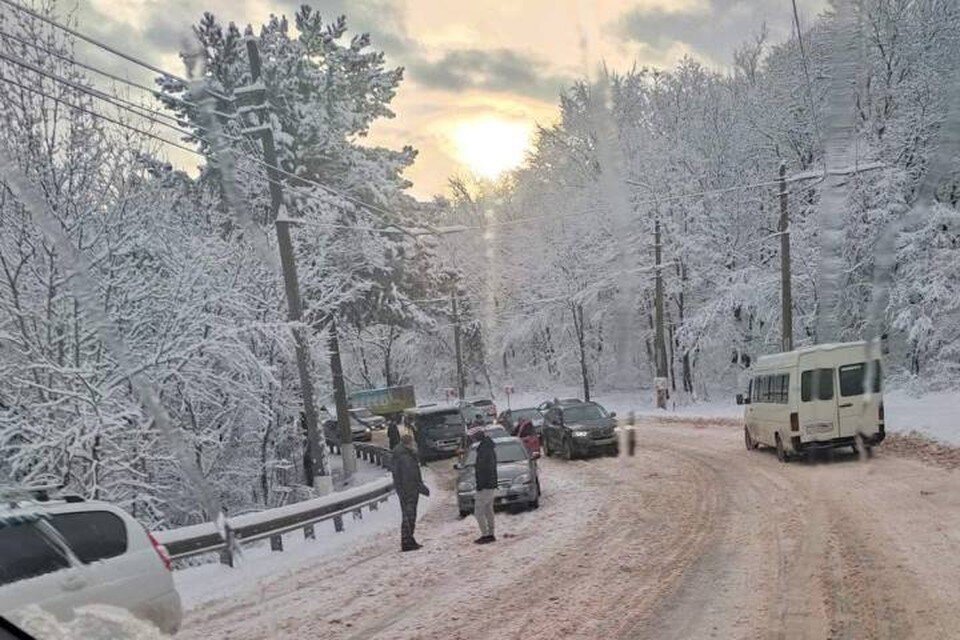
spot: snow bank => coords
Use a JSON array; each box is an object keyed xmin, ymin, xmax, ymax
[
  {"xmin": 11, "ymin": 605, "xmax": 165, "ymax": 640},
  {"xmin": 884, "ymin": 389, "xmax": 960, "ymax": 445}
]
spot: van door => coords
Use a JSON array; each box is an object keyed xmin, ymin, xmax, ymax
[
  {"xmin": 799, "ymin": 368, "xmax": 838, "ymax": 442},
  {"xmin": 837, "ymin": 361, "xmax": 882, "ymax": 438}
]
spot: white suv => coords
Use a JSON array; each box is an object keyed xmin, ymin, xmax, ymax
[{"xmin": 0, "ymin": 489, "xmax": 182, "ymax": 634}]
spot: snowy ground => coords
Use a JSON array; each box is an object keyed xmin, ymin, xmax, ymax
[{"xmin": 178, "ymin": 423, "xmax": 960, "ymax": 639}]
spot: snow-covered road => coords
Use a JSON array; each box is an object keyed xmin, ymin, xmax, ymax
[{"xmin": 178, "ymin": 421, "xmax": 960, "ymax": 639}]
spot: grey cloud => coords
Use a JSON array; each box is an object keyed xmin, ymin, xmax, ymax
[
  {"xmin": 611, "ymin": 0, "xmax": 827, "ymax": 65},
  {"xmin": 408, "ymin": 48, "xmax": 571, "ymax": 102}
]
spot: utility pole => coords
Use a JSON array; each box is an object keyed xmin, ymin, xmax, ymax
[
  {"xmin": 451, "ymin": 294, "xmax": 466, "ymax": 399},
  {"xmin": 327, "ymin": 316, "xmax": 356, "ymax": 477},
  {"xmin": 653, "ymin": 217, "xmax": 669, "ymax": 410},
  {"xmin": 241, "ymin": 35, "xmax": 328, "ymax": 487},
  {"xmin": 778, "ymin": 162, "xmax": 794, "ymax": 352}
]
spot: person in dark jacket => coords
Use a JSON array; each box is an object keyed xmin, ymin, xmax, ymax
[
  {"xmin": 473, "ymin": 432, "xmax": 498, "ymax": 544},
  {"xmin": 391, "ymin": 433, "xmax": 430, "ymax": 551},
  {"xmin": 386, "ymin": 418, "xmax": 401, "ymax": 451}
]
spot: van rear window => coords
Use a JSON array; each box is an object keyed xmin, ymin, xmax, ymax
[{"xmin": 838, "ymin": 361, "xmax": 882, "ymax": 397}]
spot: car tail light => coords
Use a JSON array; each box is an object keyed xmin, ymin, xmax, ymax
[
  {"xmin": 147, "ymin": 531, "xmax": 173, "ymax": 571},
  {"xmin": 879, "ymin": 402, "xmax": 884, "ymax": 421},
  {"xmin": 790, "ymin": 412, "xmax": 799, "ymax": 432}
]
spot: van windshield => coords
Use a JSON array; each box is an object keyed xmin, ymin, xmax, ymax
[
  {"xmin": 418, "ymin": 410, "xmax": 465, "ymax": 437},
  {"xmin": 838, "ymin": 361, "xmax": 882, "ymax": 397}
]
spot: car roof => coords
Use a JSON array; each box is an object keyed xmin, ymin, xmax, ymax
[
  {"xmin": 404, "ymin": 403, "xmax": 463, "ymax": 416},
  {"xmin": 1, "ymin": 498, "xmax": 133, "ymax": 521}
]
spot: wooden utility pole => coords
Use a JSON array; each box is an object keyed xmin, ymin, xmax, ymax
[
  {"xmin": 451, "ymin": 294, "xmax": 466, "ymax": 399},
  {"xmin": 242, "ymin": 36, "xmax": 327, "ymax": 485},
  {"xmin": 653, "ymin": 217, "xmax": 669, "ymax": 409},
  {"xmin": 778, "ymin": 162, "xmax": 794, "ymax": 352},
  {"xmin": 327, "ymin": 316, "xmax": 356, "ymax": 477}
]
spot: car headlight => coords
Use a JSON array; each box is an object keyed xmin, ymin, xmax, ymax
[
  {"xmin": 572, "ymin": 430, "xmax": 590, "ymax": 438},
  {"xmin": 458, "ymin": 480, "xmax": 475, "ymax": 492},
  {"xmin": 512, "ymin": 473, "xmax": 531, "ymax": 486}
]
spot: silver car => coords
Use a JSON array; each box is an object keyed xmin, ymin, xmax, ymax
[{"xmin": 454, "ymin": 436, "xmax": 541, "ymax": 518}]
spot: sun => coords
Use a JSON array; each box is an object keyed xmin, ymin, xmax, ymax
[{"xmin": 451, "ymin": 117, "xmax": 532, "ymax": 180}]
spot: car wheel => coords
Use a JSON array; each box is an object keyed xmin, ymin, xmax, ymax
[
  {"xmin": 562, "ymin": 437, "xmax": 573, "ymax": 461},
  {"xmin": 775, "ymin": 433, "xmax": 789, "ymax": 463},
  {"xmin": 744, "ymin": 427, "xmax": 757, "ymax": 451}
]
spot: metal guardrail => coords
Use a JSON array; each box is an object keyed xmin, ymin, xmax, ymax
[{"xmin": 156, "ymin": 443, "xmax": 395, "ymax": 567}]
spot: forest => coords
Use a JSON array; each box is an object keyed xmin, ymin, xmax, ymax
[{"xmin": 1, "ymin": 0, "xmax": 958, "ymax": 527}]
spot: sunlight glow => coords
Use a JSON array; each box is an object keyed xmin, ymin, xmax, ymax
[{"xmin": 451, "ymin": 118, "xmax": 532, "ymax": 179}]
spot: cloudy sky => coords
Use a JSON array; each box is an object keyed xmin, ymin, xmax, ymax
[{"xmin": 72, "ymin": 0, "xmax": 827, "ymax": 199}]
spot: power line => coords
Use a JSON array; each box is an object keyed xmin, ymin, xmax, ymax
[
  {"xmin": 0, "ymin": 74, "xmax": 206, "ymax": 157},
  {"xmin": 0, "ymin": 26, "xmax": 226, "ymax": 116},
  {"xmin": 0, "ymin": 0, "xmax": 228, "ymax": 101},
  {"xmin": 0, "ymin": 49, "xmax": 195, "ymax": 133}
]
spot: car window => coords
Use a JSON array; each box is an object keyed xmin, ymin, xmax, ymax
[
  {"xmin": 49, "ymin": 511, "xmax": 127, "ymax": 564},
  {"xmin": 465, "ymin": 440, "xmax": 528, "ymax": 465},
  {"xmin": 0, "ymin": 521, "xmax": 70, "ymax": 585},
  {"xmin": 561, "ymin": 404, "xmax": 607, "ymax": 422}
]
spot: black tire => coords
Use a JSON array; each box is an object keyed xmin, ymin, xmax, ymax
[
  {"xmin": 562, "ymin": 437, "xmax": 573, "ymax": 461},
  {"xmin": 744, "ymin": 427, "xmax": 757, "ymax": 451},
  {"xmin": 775, "ymin": 433, "xmax": 789, "ymax": 463}
]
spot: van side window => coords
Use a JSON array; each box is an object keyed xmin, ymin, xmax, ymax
[
  {"xmin": 0, "ymin": 522, "xmax": 70, "ymax": 586},
  {"xmin": 801, "ymin": 369, "xmax": 834, "ymax": 401},
  {"xmin": 49, "ymin": 511, "xmax": 127, "ymax": 564},
  {"xmin": 838, "ymin": 361, "xmax": 882, "ymax": 397}
]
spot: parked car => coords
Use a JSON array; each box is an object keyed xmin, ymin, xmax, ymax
[
  {"xmin": 465, "ymin": 396, "xmax": 497, "ymax": 421},
  {"xmin": 497, "ymin": 407, "xmax": 544, "ymax": 435},
  {"xmin": 542, "ymin": 401, "xmax": 619, "ymax": 459},
  {"xmin": 455, "ymin": 436, "xmax": 541, "ymax": 517},
  {"xmin": 0, "ymin": 487, "xmax": 181, "ymax": 634},
  {"xmin": 349, "ymin": 406, "xmax": 386, "ymax": 430},
  {"xmin": 403, "ymin": 403, "xmax": 469, "ymax": 460},
  {"xmin": 322, "ymin": 414, "xmax": 373, "ymax": 444}
]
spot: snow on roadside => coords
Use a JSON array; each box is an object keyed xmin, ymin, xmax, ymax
[
  {"xmin": 884, "ymin": 389, "xmax": 960, "ymax": 446},
  {"xmin": 173, "ymin": 468, "xmax": 438, "ymax": 611}
]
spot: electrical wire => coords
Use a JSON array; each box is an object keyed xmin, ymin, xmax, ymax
[
  {"xmin": 0, "ymin": 26, "xmax": 233, "ymax": 118},
  {"xmin": 0, "ymin": 0, "xmax": 228, "ymax": 101},
  {"xmin": 0, "ymin": 74, "xmax": 206, "ymax": 157}
]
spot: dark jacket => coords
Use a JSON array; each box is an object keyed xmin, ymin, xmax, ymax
[
  {"xmin": 387, "ymin": 421, "xmax": 401, "ymax": 450},
  {"xmin": 475, "ymin": 437, "xmax": 498, "ymax": 490},
  {"xmin": 391, "ymin": 443, "xmax": 428, "ymax": 500}
]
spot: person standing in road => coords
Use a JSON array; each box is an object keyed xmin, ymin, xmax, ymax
[
  {"xmin": 387, "ymin": 417, "xmax": 401, "ymax": 451},
  {"xmin": 474, "ymin": 431, "xmax": 498, "ymax": 544},
  {"xmin": 391, "ymin": 433, "xmax": 430, "ymax": 551}
]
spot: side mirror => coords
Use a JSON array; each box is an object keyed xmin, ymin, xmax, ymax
[{"xmin": 609, "ymin": 411, "xmax": 617, "ymax": 418}]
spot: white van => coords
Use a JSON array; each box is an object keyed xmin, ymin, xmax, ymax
[
  {"xmin": 0, "ymin": 488, "xmax": 182, "ymax": 634},
  {"xmin": 738, "ymin": 341, "xmax": 885, "ymax": 461}
]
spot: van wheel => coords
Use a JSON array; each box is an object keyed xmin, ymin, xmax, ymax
[
  {"xmin": 744, "ymin": 427, "xmax": 757, "ymax": 451},
  {"xmin": 775, "ymin": 433, "xmax": 789, "ymax": 463}
]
